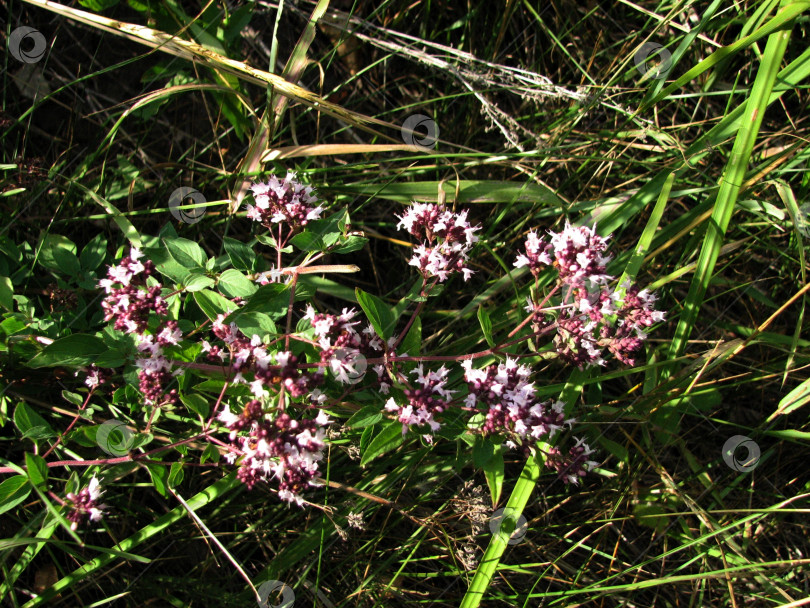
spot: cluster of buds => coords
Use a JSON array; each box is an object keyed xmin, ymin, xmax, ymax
[
  {"xmin": 546, "ymin": 438, "xmax": 600, "ymax": 485},
  {"xmin": 134, "ymin": 321, "xmax": 184, "ymax": 406},
  {"xmin": 384, "ymin": 365, "xmax": 454, "ymax": 442},
  {"xmin": 205, "ymin": 314, "xmax": 324, "ymax": 399},
  {"xmin": 219, "ymin": 402, "xmax": 331, "ymax": 505},
  {"xmin": 462, "ymin": 358, "xmax": 574, "ymax": 449},
  {"xmin": 304, "ymin": 305, "xmax": 390, "ymax": 392},
  {"xmin": 99, "ymin": 248, "xmax": 166, "ymax": 334},
  {"xmin": 79, "ymin": 364, "xmax": 113, "ymax": 390},
  {"xmin": 397, "ymin": 203, "xmax": 481, "ymax": 282},
  {"xmin": 64, "ymin": 476, "xmax": 107, "ymax": 530},
  {"xmin": 517, "ymin": 222, "xmax": 665, "ymax": 368},
  {"xmin": 245, "ymin": 171, "xmax": 325, "ymax": 230}
]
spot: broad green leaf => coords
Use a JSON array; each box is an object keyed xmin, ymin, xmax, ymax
[
  {"xmin": 193, "ymin": 289, "xmax": 238, "ymax": 321},
  {"xmin": 163, "ymin": 236, "xmax": 207, "ymax": 268},
  {"xmin": 218, "ymin": 268, "xmax": 257, "ymax": 298},
  {"xmin": 360, "ymin": 420, "xmax": 403, "ymax": 465},
  {"xmin": 482, "ymin": 448, "xmax": 505, "ymax": 506},
  {"xmin": 80, "ymin": 232, "xmax": 108, "ymax": 271},
  {"xmin": 355, "ymin": 288, "xmax": 396, "ymax": 341},
  {"xmin": 0, "ymin": 276, "xmax": 13, "ymax": 311},
  {"xmin": 14, "ymin": 401, "xmax": 54, "ymax": 441},
  {"xmin": 346, "ymin": 405, "xmax": 383, "ymax": 429},
  {"xmin": 232, "ymin": 311, "xmax": 277, "ymax": 340},
  {"xmin": 27, "ymin": 334, "xmax": 108, "ymax": 368},
  {"xmin": 25, "ymin": 453, "xmax": 49, "ymax": 489},
  {"xmin": 222, "ymin": 236, "xmax": 256, "ymax": 271},
  {"xmin": 38, "ymin": 234, "xmax": 81, "ymax": 276},
  {"xmin": 183, "ymin": 273, "xmax": 216, "ymax": 292},
  {"xmin": 146, "ymin": 463, "xmax": 168, "ymax": 497},
  {"xmin": 181, "ymin": 393, "xmax": 210, "ymax": 419},
  {"xmin": 0, "ymin": 475, "xmax": 31, "ymax": 516},
  {"xmin": 168, "ymin": 461, "xmax": 185, "ymax": 488}
]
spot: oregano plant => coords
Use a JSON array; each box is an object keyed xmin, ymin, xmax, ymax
[{"xmin": 9, "ymin": 170, "xmax": 665, "ymax": 523}]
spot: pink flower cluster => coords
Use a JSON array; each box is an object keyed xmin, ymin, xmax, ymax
[
  {"xmin": 99, "ymin": 247, "xmax": 181, "ymax": 406},
  {"xmin": 304, "ymin": 305, "xmax": 390, "ymax": 392},
  {"xmin": 516, "ymin": 223, "xmax": 666, "ymax": 368},
  {"xmin": 204, "ymin": 314, "xmax": 324, "ymax": 399},
  {"xmin": 462, "ymin": 358, "xmax": 573, "ymax": 449},
  {"xmin": 515, "ymin": 221, "xmax": 611, "ymax": 288},
  {"xmin": 384, "ymin": 365, "xmax": 454, "ymax": 441},
  {"xmin": 218, "ymin": 402, "xmax": 331, "ymax": 505},
  {"xmin": 546, "ymin": 437, "xmax": 600, "ymax": 485},
  {"xmin": 245, "ymin": 171, "xmax": 325, "ymax": 229},
  {"xmin": 99, "ymin": 248, "xmax": 166, "ymax": 334},
  {"xmin": 396, "ymin": 203, "xmax": 480, "ymax": 282},
  {"xmin": 65, "ymin": 476, "xmax": 107, "ymax": 530}
]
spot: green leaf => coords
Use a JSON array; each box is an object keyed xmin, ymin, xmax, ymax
[
  {"xmin": 146, "ymin": 463, "xmax": 168, "ymax": 498},
  {"xmin": 355, "ymin": 288, "xmax": 396, "ymax": 341},
  {"xmin": 27, "ymin": 334, "xmax": 108, "ymax": 368},
  {"xmin": 232, "ymin": 311, "xmax": 277, "ymax": 340},
  {"xmin": 38, "ymin": 235, "xmax": 81, "ymax": 276},
  {"xmin": 0, "ymin": 475, "xmax": 31, "ymax": 516},
  {"xmin": 346, "ymin": 404, "xmax": 383, "ymax": 429},
  {"xmin": 200, "ymin": 443, "xmax": 220, "ymax": 465},
  {"xmin": 168, "ymin": 462, "xmax": 185, "ymax": 488},
  {"xmin": 399, "ymin": 316, "xmax": 421, "ymax": 356},
  {"xmin": 477, "ymin": 306, "xmax": 495, "ymax": 348},
  {"xmin": 217, "ymin": 268, "xmax": 258, "ymax": 298},
  {"xmin": 14, "ymin": 402, "xmax": 55, "ymax": 440},
  {"xmin": 95, "ymin": 349, "xmax": 126, "ymax": 368},
  {"xmin": 472, "ymin": 436, "xmax": 495, "ymax": 468},
  {"xmin": 181, "ymin": 393, "xmax": 210, "ymax": 419},
  {"xmin": 193, "ymin": 289, "xmax": 238, "ymax": 321},
  {"xmin": 143, "ymin": 246, "xmax": 192, "ymax": 283},
  {"xmin": 222, "ymin": 236, "xmax": 257, "ymax": 272},
  {"xmin": 163, "ymin": 236, "xmax": 207, "ymax": 268},
  {"xmin": 290, "ymin": 230, "xmax": 325, "ymax": 252},
  {"xmin": 482, "ymin": 448, "xmax": 505, "ymax": 506},
  {"xmin": 234, "ymin": 283, "xmax": 290, "ymax": 319},
  {"xmin": 80, "ymin": 233, "xmax": 108, "ymax": 271},
  {"xmin": 0, "ymin": 276, "xmax": 13, "ymax": 311},
  {"xmin": 183, "ymin": 273, "xmax": 216, "ymax": 292},
  {"xmin": 360, "ymin": 420, "xmax": 404, "ymax": 465},
  {"xmin": 25, "ymin": 453, "xmax": 49, "ymax": 489},
  {"xmin": 333, "ymin": 236, "xmax": 367, "ymax": 254}
]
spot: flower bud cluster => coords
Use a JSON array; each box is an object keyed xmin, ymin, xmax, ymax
[
  {"xmin": 246, "ymin": 171, "xmax": 325, "ymax": 229},
  {"xmin": 65, "ymin": 476, "xmax": 107, "ymax": 531},
  {"xmin": 218, "ymin": 402, "xmax": 331, "ymax": 505},
  {"xmin": 462, "ymin": 358, "xmax": 574, "ymax": 449},
  {"xmin": 304, "ymin": 305, "xmax": 390, "ymax": 392},
  {"xmin": 99, "ymin": 248, "xmax": 166, "ymax": 334},
  {"xmin": 397, "ymin": 203, "xmax": 481, "ymax": 282},
  {"xmin": 546, "ymin": 437, "xmax": 600, "ymax": 485},
  {"xmin": 384, "ymin": 365, "xmax": 454, "ymax": 442},
  {"xmin": 516, "ymin": 224, "xmax": 666, "ymax": 369}
]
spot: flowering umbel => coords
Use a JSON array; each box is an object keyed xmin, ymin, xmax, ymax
[
  {"xmin": 245, "ymin": 171, "xmax": 324, "ymax": 230},
  {"xmin": 218, "ymin": 402, "xmax": 331, "ymax": 505},
  {"xmin": 516, "ymin": 222, "xmax": 666, "ymax": 368},
  {"xmin": 397, "ymin": 203, "xmax": 481, "ymax": 282},
  {"xmin": 65, "ymin": 476, "xmax": 107, "ymax": 530}
]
